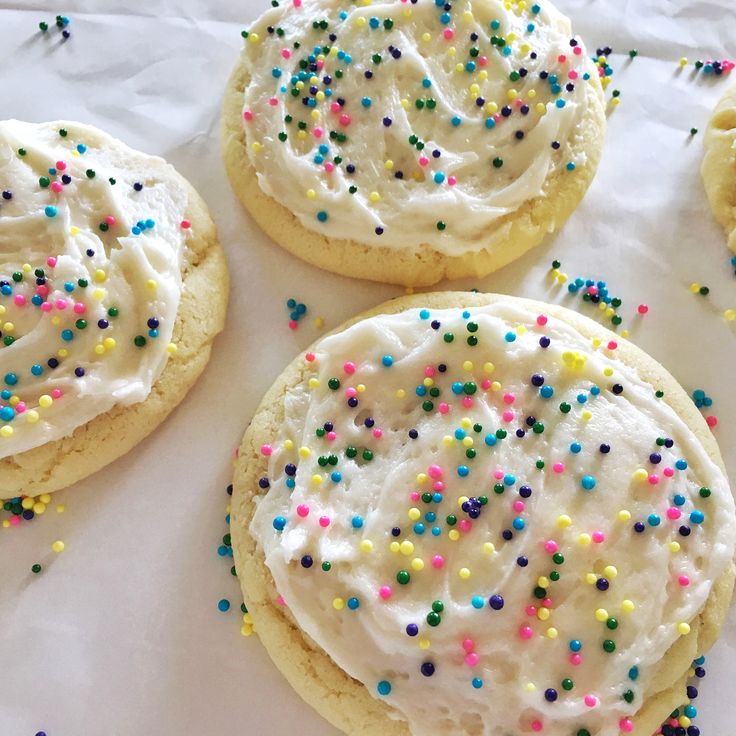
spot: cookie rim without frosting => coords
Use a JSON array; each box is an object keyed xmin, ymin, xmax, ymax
[
  {"xmin": 0, "ymin": 119, "xmax": 229, "ymax": 496},
  {"xmin": 231, "ymin": 291, "xmax": 735, "ymax": 736},
  {"xmin": 221, "ymin": 0, "xmax": 607, "ymax": 286},
  {"xmin": 702, "ymin": 83, "xmax": 736, "ymax": 253}
]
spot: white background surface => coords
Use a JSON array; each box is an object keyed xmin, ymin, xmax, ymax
[{"xmin": 1, "ymin": 1, "xmax": 735, "ymax": 734}]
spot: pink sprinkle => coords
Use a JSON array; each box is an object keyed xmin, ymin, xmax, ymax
[
  {"xmin": 410, "ymin": 491, "xmax": 420, "ymax": 502},
  {"xmin": 432, "ymin": 481, "xmax": 445, "ymax": 492},
  {"xmin": 288, "ymin": 320, "xmax": 298, "ymax": 330},
  {"xmin": 50, "ymin": 389, "xmax": 62, "ymax": 399},
  {"xmin": 568, "ymin": 70, "xmax": 579, "ymax": 80},
  {"xmin": 56, "ymin": 160, "xmax": 67, "ymax": 171},
  {"xmin": 558, "ymin": 54, "xmax": 567, "ymax": 63},
  {"xmin": 51, "ymin": 181, "xmax": 63, "ymax": 193},
  {"xmin": 706, "ymin": 415, "xmax": 718, "ymax": 428},
  {"xmin": 667, "ymin": 507, "xmax": 682, "ymax": 520},
  {"xmin": 648, "ymin": 474, "xmax": 659, "ymax": 485},
  {"xmin": 502, "ymin": 410, "xmax": 514, "ymax": 422},
  {"xmin": 663, "ymin": 467, "xmax": 674, "ymax": 477},
  {"xmin": 379, "ymin": 586, "xmax": 392, "ymax": 600},
  {"xmin": 424, "ymin": 366, "xmax": 436, "ymax": 377},
  {"xmin": 462, "ymin": 639, "xmax": 475, "ymax": 652},
  {"xmin": 431, "ymin": 555, "xmax": 445, "ymax": 569},
  {"xmin": 503, "ymin": 392, "xmax": 515, "ymax": 405},
  {"xmin": 519, "ymin": 625, "xmax": 533, "ymax": 640},
  {"xmin": 637, "ymin": 304, "xmax": 649, "ymax": 314},
  {"xmin": 537, "ymin": 315, "xmax": 548, "ymax": 326},
  {"xmin": 438, "ymin": 402, "xmax": 450, "ymax": 414},
  {"xmin": 330, "ymin": 102, "xmax": 341, "ymax": 113},
  {"xmin": 542, "ymin": 597, "xmax": 552, "ymax": 608},
  {"xmin": 513, "ymin": 500, "xmax": 525, "ymax": 512},
  {"xmin": 343, "ymin": 362, "xmax": 356, "ymax": 374},
  {"xmin": 570, "ymin": 653, "xmax": 582, "ymax": 666},
  {"xmin": 37, "ymin": 285, "xmax": 49, "ymax": 297},
  {"xmin": 105, "ymin": 215, "xmax": 116, "ymax": 226},
  {"xmin": 607, "ymin": 341, "xmax": 618, "ymax": 350},
  {"xmin": 591, "ymin": 530, "xmax": 605, "ymax": 544},
  {"xmin": 13, "ymin": 294, "xmax": 26, "ymax": 307},
  {"xmin": 481, "ymin": 378, "xmax": 491, "ymax": 390},
  {"xmin": 462, "ymin": 396, "xmax": 473, "ymax": 408},
  {"xmin": 544, "ymin": 540, "xmax": 558, "ymax": 554},
  {"xmin": 584, "ymin": 695, "xmax": 598, "ymax": 708},
  {"xmin": 324, "ymin": 162, "xmax": 335, "ymax": 173},
  {"xmin": 305, "ymin": 352, "xmax": 315, "ymax": 362},
  {"xmin": 9, "ymin": 516, "xmax": 20, "ymax": 526},
  {"xmin": 458, "ymin": 519, "xmax": 472, "ymax": 532},
  {"xmin": 493, "ymin": 469, "xmax": 504, "ymax": 480},
  {"xmin": 41, "ymin": 302, "xmax": 52, "ymax": 313},
  {"xmin": 531, "ymin": 721, "xmax": 543, "ymax": 733},
  {"xmin": 525, "ymin": 605, "xmax": 537, "ymax": 616},
  {"xmin": 345, "ymin": 387, "xmax": 357, "ymax": 398},
  {"xmin": 326, "ymin": 431, "xmax": 336, "ymax": 441},
  {"xmin": 316, "ymin": 60, "xmax": 324, "ymax": 70},
  {"xmin": 180, "ymin": 220, "xmax": 191, "ymax": 229},
  {"xmin": 339, "ymin": 114, "xmax": 351, "ymax": 126},
  {"xmin": 619, "ymin": 718, "xmax": 633, "ymax": 733},
  {"xmin": 15, "ymin": 402, "xmax": 26, "ymax": 413},
  {"xmin": 418, "ymin": 156, "xmax": 429, "ymax": 167},
  {"xmin": 514, "ymin": 99, "xmax": 524, "ymax": 108},
  {"xmin": 678, "ymin": 575, "xmax": 690, "ymax": 586},
  {"xmin": 243, "ymin": 110, "xmax": 253, "ymax": 121},
  {"xmin": 47, "ymin": 257, "xmax": 57, "ymax": 268},
  {"xmin": 428, "ymin": 464, "xmax": 443, "ymax": 479},
  {"xmin": 447, "ymin": 176, "xmax": 457, "ymax": 186},
  {"xmin": 281, "ymin": 49, "xmax": 291, "ymax": 59},
  {"xmin": 313, "ymin": 127, "xmax": 324, "ymax": 139},
  {"xmin": 587, "ymin": 285, "xmax": 598, "ymax": 296},
  {"xmin": 477, "ymin": 56, "xmax": 488, "ymax": 67},
  {"xmin": 553, "ymin": 462, "xmax": 565, "ymax": 473},
  {"xmin": 573, "ymin": 46, "xmax": 583, "ymax": 55},
  {"xmin": 443, "ymin": 28, "xmax": 454, "ymax": 40},
  {"xmin": 55, "ymin": 299, "xmax": 67, "ymax": 310},
  {"xmin": 276, "ymin": 595, "xmax": 286, "ymax": 606},
  {"xmin": 296, "ymin": 504, "xmax": 310, "ymax": 518},
  {"xmin": 465, "ymin": 652, "xmax": 480, "ymax": 667},
  {"xmin": 260, "ymin": 444, "xmax": 272, "ymax": 456},
  {"xmin": 372, "ymin": 428, "xmax": 382, "ymax": 438},
  {"xmin": 268, "ymin": 97, "xmax": 278, "ymax": 107},
  {"xmin": 293, "ymin": 0, "xmax": 302, "ymax": 6},
  {"xmin": 319, "ymin": 516, "xmax": 330, "ymax": 528}
]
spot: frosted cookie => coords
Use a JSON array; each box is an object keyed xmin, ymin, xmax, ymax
[
  {"xmin": 232, "ymin": 292, "xmax": 735, "ymax": 736},
  {"xmin": 223, "ymin": 0, "xmax": 606, "ymax": 286},
  {"xmin": 0, "ymin": 120, "xmax": 228, "ymax": 495},
  {"xmin": 702, "ymin": 84, "xmax": 736, "ymax": 253}
]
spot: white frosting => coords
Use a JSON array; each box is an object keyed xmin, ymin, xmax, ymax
[
  {"xmin": 239, "ymin": 0, "xmax": 601, "ymax": 254},
  {"xmin": 251, "ymin": 302, "xmax": 735, "ymax": 736},
  {"xmin": 0, "ymin": 120, "xmax": 191, "ymax": 458}
]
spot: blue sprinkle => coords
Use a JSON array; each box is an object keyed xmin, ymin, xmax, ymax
[
  {"xmin": 273, "ymin": 516, "xmax": 286, "ymax": 531},
  {"xmin": 217, "ymin": 599, "xmax": 230, "ymax": 612},
  {"xmin": 382, "ymin": 355, "xmax": 394, "ymax": 367},
  {"xmin": 351, "ymin": 516, "xmax": 364, "ymax": 529}
]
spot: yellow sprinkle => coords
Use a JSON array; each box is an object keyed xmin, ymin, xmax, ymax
[
  {"xmin": 39, "ymin": 395, "xmax": 53, "ymax": 409},
  {"xmin": 408, "ymin": 507, "xmax": 421, "ymax": 521},
  {"xmin": 310, "ymin": 110, "xmax": 320, "ymax": 121},
  {"xmin": 251, "ymin": 141, "xmax": 263, "ymax": 153},
  {"xmin": 242, "ymin": 612, "xmax": 253, "ymax": 625},
  {"xmin": 356, "ymin": 384, "xmax": 366, "ymax": 393},
  {"xmin": 448, "ymin": 46, "xmax": 456, "ymax": 57},
  {"xmin": 517, "ymin": 325, "xmax": 527, "ymax": 335},
  {"xmin": 491, "ymin": 381, "xmax": 501, "ymax": 392},
  {"xmin": 618, "ymin": 509, "xmax": 631, "ymax": 522},
  {"xmin": 9, "ymin": 396, "xmax": 19, "ymax": 407},
  {"xmin": 679, "ymin": 717, "xmax": 692, "ymax": 728},
  {"xmin": 592, "ymin": 337, "xmax": 602, "ymax": 348},
  {"xmin": 26, "ymin": 410, "xmax": 39, "ymax": 424},
  {"xmin": 283, "ymin": 439, "xmax": 294, "ymax": 450},
  {"xmin": 462, "ymin": 437, "xmax": 473, "ymax": 448},
  {"xmin": 40, "ymin": 494, "xmax": 51, "ymax": 504},
  {"xmin": 401, "ymin": 99, "xmax": 409, "ymax": 109},
  {"xmin": 311, "ymin": 474, "xmax": 323, "ymax": 486},
  {"xmin": 455, "ymin": 63, "xmax": 464, "ymax": 73},
  {"xmin": 457, "ymin": 496, "xmax": 469, "ymax": 508},
  {"xmin": 604, "ymin": 565, "xmax": 618, "ymax": 579},
  {"xmin": 390, "ymin": 541, "xmax": 400, "ymax": 553},
  {"xmin": 537, "ymin": 576, "xmax": 549, "ymax": 588},
  {"xmin": 581, "ymin": 410, "xmax": 592, "ymax": 421},
  {"xmin": 384, "ymin": 159, "xmax": 394, "ymax": 171},
  {"xmin": 92, "ymin": 288, "xmax": 106, "ymax": 301},
  {"xmin": 463, "ymin": 10, "xmax": 474, "ymax": 22},
  {"xmin": 595, "ymin": 608, "xmax": 608, "ymax": 622},
  {"xmin": 147, "ymin": 279, "xmax": 157, "ymax": 290},
  {"xmin": 506, "ymin": 32, "xmax": 517, "ymax": 42},
  {"xmin": 585, "ymin": 573, "xmax": 597, "ymax": 585},
  {"xmin": 528, "ymin": 89, "xmax": 537, "ymax": 99},
  {"xmin": 419, "ymin": 636, "xmax": 430, "ymax": 650},
  {"xmin": 485, "ymin": 101, "xmax": 499, "ymax": 115},
  {"xmin": 308, "ymin": 378, "xmax": 320, "ymax": 389},
  {"xmin": 459, "ymin": 567, "xmax": 471, "ymax": 579},
  {"xmin": 557, "ymin": 514, "xmax": 572, "ymax": 528},
  {"xmin": 520, "ymin": 42, "xmax": 531, "ymax": 55},
  {"xmin": 240, "ymin": 625, "xmax": 254, "ymax": 637},
  {"xmin": 603, "ymin": 367, "xmax": 614, "ymax": 377},
  {"xmin": 578, "ymin": 533, "xmax": 591, "ymax": 546},
  {"xmin": 94, "ymin": 344, "xmax": 106, "ymax": 356},
  {"xmin": 724, "ymin": 309, "xmax": 736, "ymax": 321},
  {"xmin": 355, "ymin": 16, "xmax": 367, "ymax": 27},
  {"xmin": 678, "ymin": 622, "xmax": 691, "ymax": 635},
  {"xmin": 621, "ymin": 600, "xmax": 635, "ymax": 613},
  {"xmin": 462, "ymin": 360, "xmax": 473, "ymax": 371},
  {"xmin": 332, "ymin": 598, "xmax": 345, "ymax": 610},
  {"xmin": 50, "ymin": 316, "xmax": 61, "ymax": 326},
  {"xmin": 669, "ymin": 541, "xmax": 681, "ymax": 553},
  {"xmin": 395, "ymin": 388, "xmax": 406, "ymax": 399},
  {"xmin": 507, "ymin": 88, "xmax": 518, "ymax": 101},
  {"xmin": 103, "ymin": 337, "xmax": 116, "ymax": 350},
  {"xmin": 679, "ymin": 56, "xmax": 688, "ymax": 67},
  {"xmin": 442, "ymin": 435, "xmax": 454, "ymax": 447},
  {"xmin": 478, "ymin": 70, "xmax": 488, "ymax": 81},
  {"xmin": 51, "ymin": 540, "xmax": 65, "ymax": 553},
  {"xmin": 610, "ymin": 97, "xmax": 621, "ymax": 107},
  {"xmin": 360, "ymin": 540, "xmax": 374, "ymax": 553},
  {"xmin": 482, "ymin": 542, "xmax": 495, "ymax": 555},
  {"xmin": 0, "ymin": 426, "xmax": 13, "ymax": 438},
  {"xmin": 483, "ymin": 362, "xmax": 495, "ymax": 374},
  {"xmin": 689, "ymin": 282, "xmax": 701, "ymax": 293},
  {"xmin": 400, "ymin": 540, "xmax": 414, "ymax": 555},
  {"xmin": 423, "ymin": 377, "xmax": 434, "ymax": 387},
  {"xmin": 546, "ymin": 627, "xmax": 558, "ymax": 639},
  {"xmin": 621, "ymin": 329, "xmax": 629, "ymax": 338},
  {"xmin": 57, "ymin": 348, "xmax": 69, "ymax": 359},
  {"xmin": 298, "ymin": 446, "xmax": 311, "ymax": 459},
  {"xmin": 421, "ymin": 32, "xmax": 431, "ymax": 42},
  {"xmin": 247, "ymin": 32, "xmax": 259, "ymax": 44},
  {"xmin": 22, "ymin": 498, "xmax": 34, "ymax": 510},
  {"xmin": 537, "ymin": 607, "xmax": 550, "ymax": 621},
  {"xmin": 411, "ymin": 557, "xmax": 425, "ymax": 571},
  {"xmin": 93, "ymin": 269, "xmax": 107, "ymax": 283},
  {"xmin": 632, "ymin": 468, "xmax": 648, "ymax": 482},
  {"xmin": 525, "ymin": 682, "xmax": 536, "ymax": 693},
  {"xmin": 460, "ymin": 417, "xmax": 472, "ymax": 429},
  {"xmin": 166, "ymin": 342, "xmax": 178, "ymax": 355},
  {"xmin": 306, "ymin": 189, "xmax": 317, "ymax": 200},
  {"xmin": 448, "ymin": 529, "xmax": 460, "ymax": 541},
  {"xmin": 536, "ymin": 102, "xmax": 547, "ymax": 115},
  {"xmin": 22, "ymin": 263, "xmax": 32, "ymax": 272}
]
